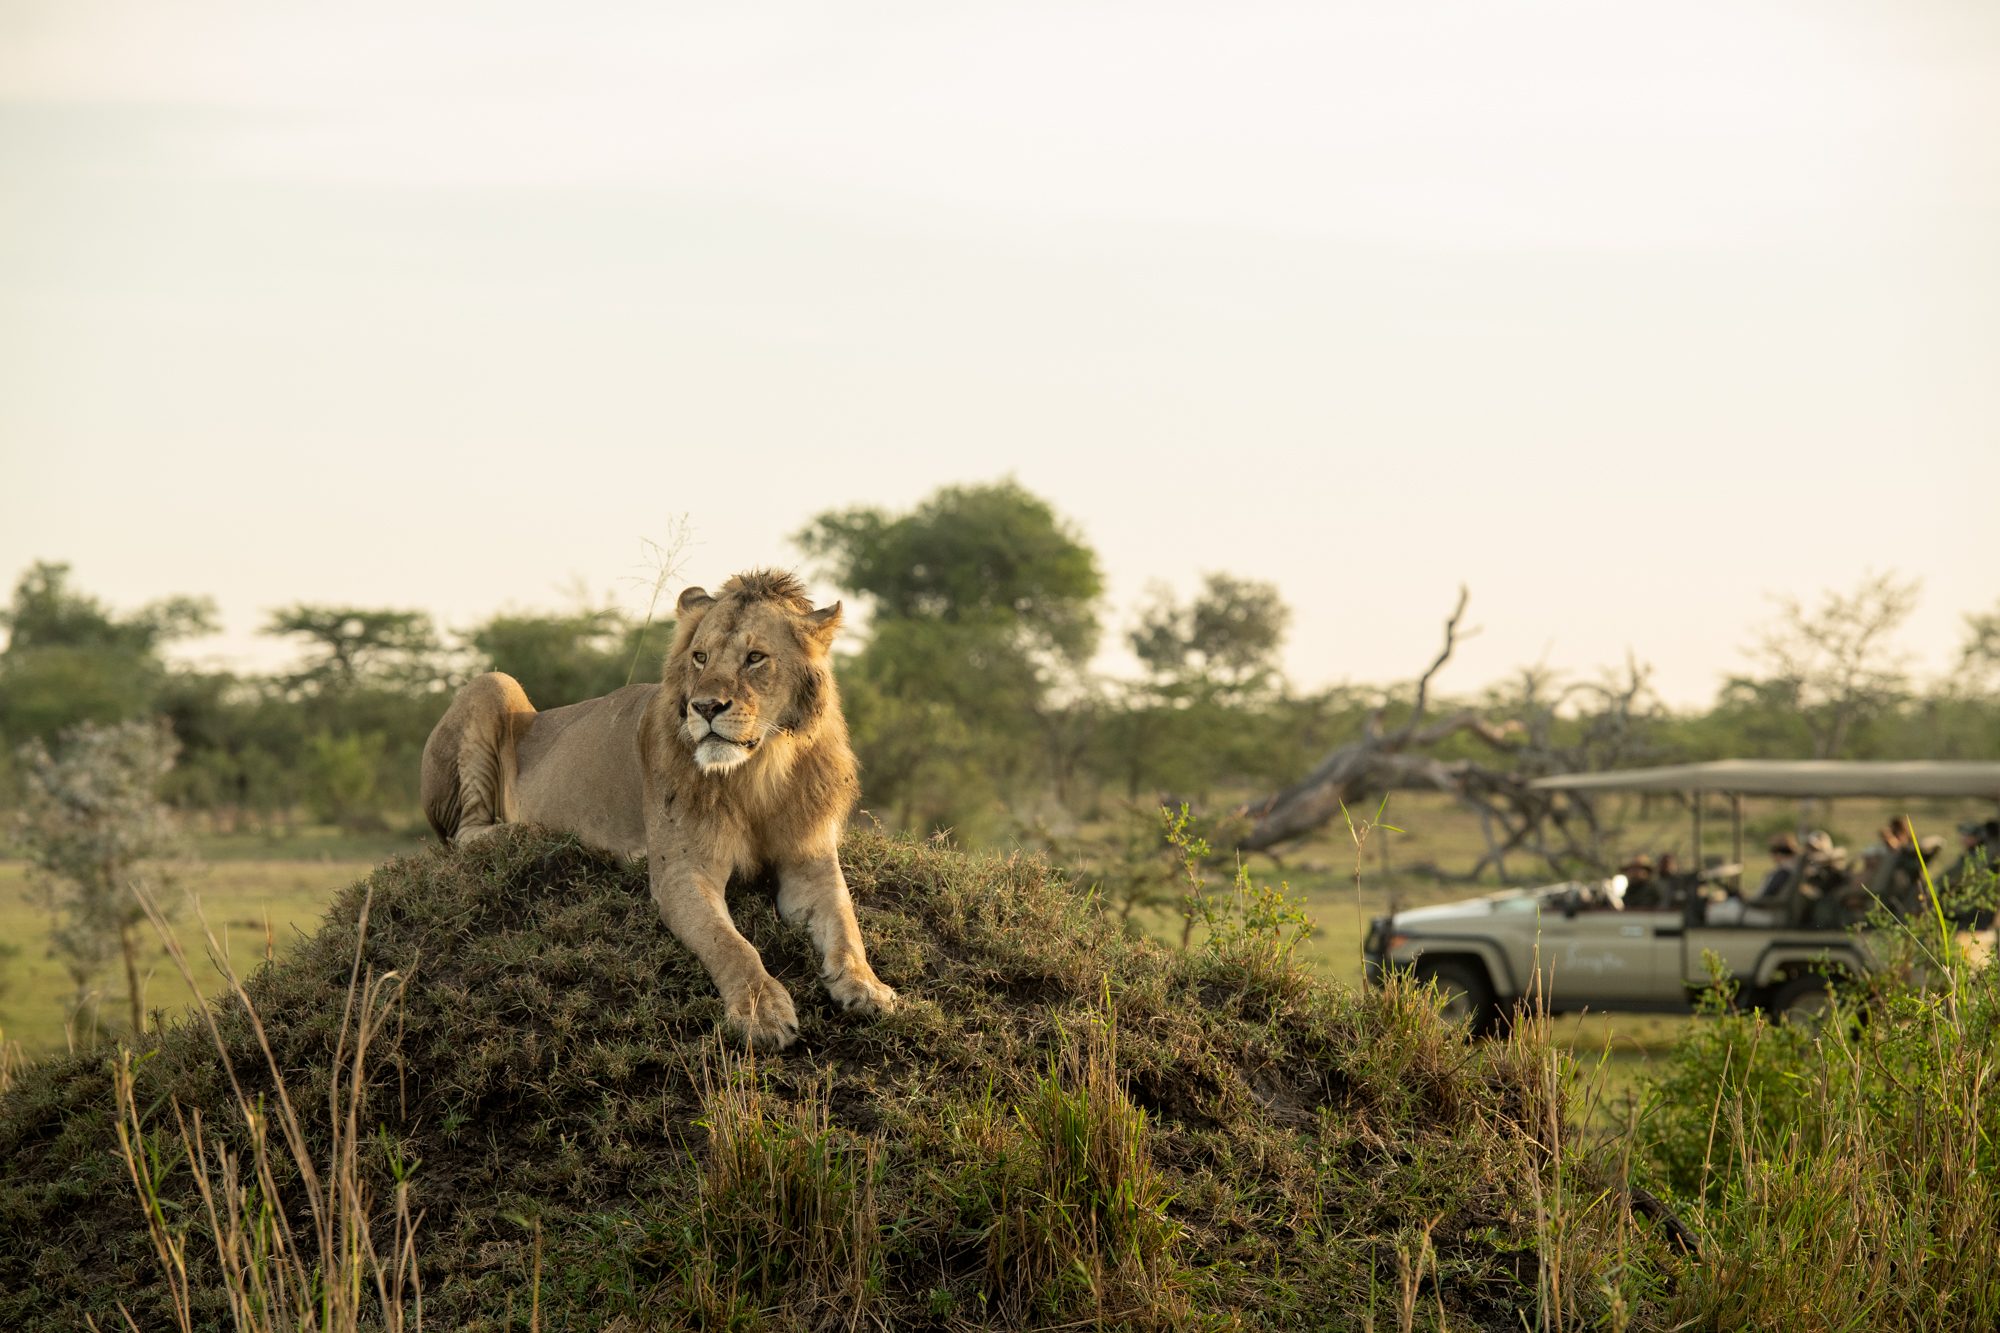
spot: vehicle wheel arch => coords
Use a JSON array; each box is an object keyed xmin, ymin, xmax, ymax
[
  {"xmin": 1396, "ymin": 939, "xmax": 1520, "ymax": 999},
  {"xmin": 1406, "ymin": 953, "xmax": 1503, "ymax": 1035},
  {"xmin": 1753, "ymin": 946, "xmax": 1863, "ymax": 992}
]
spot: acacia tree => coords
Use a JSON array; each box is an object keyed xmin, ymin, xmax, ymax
[
  {"xmin": 0, "ymin": 561, "xmax": 217, "ymax": 747},
  {"xmin": 1130, "ymin": 573, "xmax": 1291, "ymax": 699},
  {"xmin": 797, "ymin": 479, "xmax": 1104, "ymax": 828},
  {"xmin": 259, "ymin": 604, "xmax": 457, "ymax": 827},
  {"xmin": 1737, "ymin": 571, "xmax": 1919, "ymax": 759},
  {"xmin": 1116, "ymin": 573, "xmax": 1293, "ymax": 799},
  {"xmin": 13, "ymin": 718, "xmax": 186, "ymax": 1038},
  {"xmin": 263, "ymin": 605, "xmax": 448, "ymax": 693}
]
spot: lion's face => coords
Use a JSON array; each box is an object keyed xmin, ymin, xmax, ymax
[{"xmin": 669, "ymin": 576, "xmax": 841, "ymax": 775}]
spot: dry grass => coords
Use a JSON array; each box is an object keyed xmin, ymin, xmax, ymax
[
  {"xmin": 42, "ymin": 822, "xmax": 1989, "ymax": 1329},
  {"xmin": 101, "ymin": 886, "xmax": 420, "ymax": 1333},
  {"xmin": 2, "ymin": 827, "xmax": 1637, "ymax": 1330}
]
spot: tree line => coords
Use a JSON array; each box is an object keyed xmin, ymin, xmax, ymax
[{"xmin": 3, "ymin": 480, "xmax": 1997, "ymax": 848}]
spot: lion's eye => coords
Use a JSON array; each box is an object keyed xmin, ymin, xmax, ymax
[
  {"xmin": 746, "ymin": 651, "xmax": 767, "ymax": 666},
  {"xmin": 692, "ymin": 651, "xmax": 707, "ymax": 665}
]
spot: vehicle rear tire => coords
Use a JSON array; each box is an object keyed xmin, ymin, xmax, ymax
[
  {"xmin": 1414, "ymin": 958, "xmax": 1498, "ymax": 1036},
  {"xmin": 1769, "ymin": 973, "xmax": 1834, "ymax": 1030}
]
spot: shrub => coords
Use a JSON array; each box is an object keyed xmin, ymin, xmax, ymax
[{"xmin": 1634, "ymin": 861, "xmax": 2000, "ymax": 1331}]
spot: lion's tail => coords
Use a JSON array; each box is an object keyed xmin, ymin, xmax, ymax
[{"xmin": 420, "ymin": 672, "xmax": 536, "ymax": 844}]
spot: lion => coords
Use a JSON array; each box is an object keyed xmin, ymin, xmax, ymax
[{"xmin": 419, "ymin": 569, "xmax": 896, "ymax": 1050}]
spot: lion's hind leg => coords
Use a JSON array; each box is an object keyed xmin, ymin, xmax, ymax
[{"xmin": 420, "ymin": 672, "xmax": 535, "ymax": 844}]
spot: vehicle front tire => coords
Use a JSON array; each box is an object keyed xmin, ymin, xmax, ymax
[
  {"xmin": 1769, "ymin": 973, "xmax": 1834, "ymax": 1030},
  {"xmin": 1414, "ymin": 958, "xmax": 1499, "ymax": 1036}
]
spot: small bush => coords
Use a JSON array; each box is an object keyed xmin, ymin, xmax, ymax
[
  {"xmin": 1634, "ymin": 862, "xmax": 2000, "ymax": 1332},
  {"xmin": 990, "ymin": 1016, "xmax": 1184, "ymax": 1325},
  {"xmin": 685, "ymin": 1053, "xmax": 881, "ymax": 1323}
]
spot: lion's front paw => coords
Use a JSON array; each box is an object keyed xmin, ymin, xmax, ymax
[
  {"xmin": 827, "ymin": 965, "xmax": 898, "ymax": 1017},
  {"xmin": 723, "ymin": 975, "xmax": 800, "ymax": 1051}
]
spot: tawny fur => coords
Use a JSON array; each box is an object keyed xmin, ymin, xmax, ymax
[{"xmin": 419, "ymin": 569, "xmax": 896, "ymax": 1050}]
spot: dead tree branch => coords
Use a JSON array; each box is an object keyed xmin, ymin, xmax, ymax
[{"xmin": 1234, "ymin": 594, "xmax": 1661, "ymax": 877}]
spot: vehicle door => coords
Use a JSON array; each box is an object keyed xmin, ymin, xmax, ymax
[
  {"xmin": 1534, "ymin": 899, "xmax": 1680, "ymax": 1005},
  {"xmin": 1681, "ymin": 924, "xmax": 1848, "ymax": 990}
]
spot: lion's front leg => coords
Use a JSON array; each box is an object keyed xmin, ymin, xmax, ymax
[
  {"xmin": 777, "ymin": 854, "xmax": 897, "ymax": 1017},
  {"xmin": 650, "ymin": 860, "xmax": 799, "ymax": 1051}
]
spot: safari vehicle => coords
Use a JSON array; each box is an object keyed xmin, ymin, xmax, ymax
[{"xmin": 1363, "ymin": 761, "xmax": 2000, "ymax": 1031}]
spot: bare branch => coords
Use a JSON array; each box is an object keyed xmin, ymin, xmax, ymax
[
  {"xmin": 1389, "ymin": 585, "xmax": 1472, "ymax": 744},
  {"xmin": 1234, "ymin": 584, "xmax": 1662, "ymax": 875},
  {"xmin": 1411, "ymin": 711, "xmax": 1523, "ymax": 751}
]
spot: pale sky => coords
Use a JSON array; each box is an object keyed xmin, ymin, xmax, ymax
[{"xmin": 2, "ymin": 0, "xmax": 1995, "ymax": 706}]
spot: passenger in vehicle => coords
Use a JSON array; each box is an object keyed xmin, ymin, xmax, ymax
[
  {"xmin": 1795, "ymin": 830, "xmax": 1860, "ymax": 926},
  {"xmin": 1653, "ymin": 852, "xmax": 1697, "ymax": 909},
  {"xmin": 1709, "ymin": 833, "xmax": 1804, "ymax": 926},
  {"xmin": 1757, "ymin": 833, "xmax": 1802, "ymax": 904},
  {"xmin": 1619, "ymin": 853, "xmax": 1663, "ymax": 909},
  {"xmin": 1861, "ymin": 817, "xmax": 1923, "ymax": 915}
]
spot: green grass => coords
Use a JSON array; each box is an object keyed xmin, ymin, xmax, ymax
[
  {"xmin": 186, "ymin": 823, "xmax": 432, "ymax": 863},
  {"xmin": 0, "ymin": 827, "xmax": 1646, "ymax": 1331},
  {"xmin": 0, "ymin": 858, "xmax": 367, "ymax": 1057},
  {"xmin": 1629, "ymin": 910, "xmax": 2000, "ymax": 1330},
  {"xmin": 1082, "ymin": 790, "xmax": 1996, "ymax": 1132}
]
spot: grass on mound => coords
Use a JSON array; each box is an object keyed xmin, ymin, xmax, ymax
[{"xmin": 0, "ymin": 828, "xmax": 1657, "ymax": 1331}]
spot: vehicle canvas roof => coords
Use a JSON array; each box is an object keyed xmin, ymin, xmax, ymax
[{"xmin": 1530, "ymin": 760, "xmax": 2000, "ymax": 800}]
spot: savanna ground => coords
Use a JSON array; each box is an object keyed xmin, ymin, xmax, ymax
[
  {"xmin": 5, "ymin": 799, "xmax": 2000, "ymax": 1330},
  {"xmin": 7, "ymin": 790, "xmax": 1985, "ymax": 1078}
]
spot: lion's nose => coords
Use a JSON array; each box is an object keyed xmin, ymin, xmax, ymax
[{"xmin": 691, "ymin": 697, "xmax": 732, "ymax": 721}]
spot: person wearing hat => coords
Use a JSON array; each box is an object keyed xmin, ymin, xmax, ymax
[
  {"xmin": 1620, "ymin": 853, "xmax": 1663, "ymax": 910},
  {"xmin": 1861, "ymin": 817, "xmax": 1923, "ymax": 917},
  {"xmin": 1711, "ymin": 833, "xmax": 1800, "ymax": 926},
  {"xmin": 1654, "ymin": 851, "xmax": 1695, "ymax": 910},
  {"xmin": 1752, "ymin": 833, "xmax": 1800, "ymax": 901},
  {"xmin": 1797, "ymin": 829, "xmax": 1863, "ymax": 925}
]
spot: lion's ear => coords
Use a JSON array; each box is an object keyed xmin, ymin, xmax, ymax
[
  {"xmin": 802, "ymin": 601, "xmax": 843, "ymax": 648},
  {"xmin": 676, "ymin": 586, "xmax": 715, "ymax": 616}
]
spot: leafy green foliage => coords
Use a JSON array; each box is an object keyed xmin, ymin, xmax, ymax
[
  {"xmin": 466, "ymin": 605, "xmax": 676, "ymax": 708},
  {"xmin": 798, "ymin": 480, "xmax": 1107, "ymax": 831},
  {"xmin": 797, "ymin": 478, "xmax": 1104, "ymax": 663},
  {"xmin": 0, "ymin": 561, "xmax": 215, "ymax": 659},
  {"xmin": 1634, "ymin": 860, "xmax": 2000, "ymax": 1331},
  {"xmin": 1130, "ymin": 572, "xmax": 1290, "ymax": 699},
  {"xmin": 1162, "ymin": 805, "xmax": 1315, "ymax": 987},
  {"xmin": 0, "ymin": 562, "xmax": 216, "ymax": 749},
  {"xmin": 302, "ymin": 729, "xmax": 388, "ymax": 827}
]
